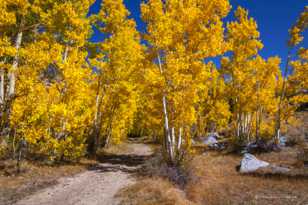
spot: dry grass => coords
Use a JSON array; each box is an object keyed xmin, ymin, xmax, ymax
[
  {"xmin": 98, "ymin": 143, "xmax": 135, "ymax": 155},
  {"xmin": 284, "ymin": 111, "xmax": 308, "ymax": 146},
  {"xmin": 116, "ymin": 149, "xmax": 195, "ymax": 205},
  {"xmin": 117, "ymin": 178, "xmax": 196, "ymax": 205},
  {"xmin": 118, "ymin": 146, "xmax": 308, "ymax": 205},
  {"xmin": 0, "ymin": 158, "xmax": 96, "ymax": 205},
  {"xmin": 185, "ymin": 150, "xmax": 308, "ymax": 205},
  {"xmin": 97, "ymin": 141, "xmax": 158, "ymax": 156}
]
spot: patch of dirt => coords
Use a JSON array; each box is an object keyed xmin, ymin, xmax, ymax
[
  {"xmin": 14, "ymin": 169, "xmax": 134, "ymax": 205},
  {"xmin": 0, "ymin": 159, "xmax": 95, "ymax": 205}
]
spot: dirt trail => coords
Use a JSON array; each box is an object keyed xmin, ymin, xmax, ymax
[{"xmin": 14, "ymin": 143, "xmax": 153, "ymax": 205}]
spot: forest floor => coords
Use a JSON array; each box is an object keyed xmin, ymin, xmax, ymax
[
  {"xmin": 0, "ymin": 112, "xmax": 307, "ymax": 205},
  {"xmin": 1, "ymin": 143, "xmax": 307, "ymax": 205},
  {"xmin": 0, "ymin": 143, "xmax": 153, "ymax": 205},
  {"xmin": 118, "ymin": 146, "xmax": 308, "ymax": 205}
]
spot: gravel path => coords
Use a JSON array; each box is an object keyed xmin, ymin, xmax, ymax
[{"xmin": 14, "ymin": 143, "xmax": 153, "ymax": 205}]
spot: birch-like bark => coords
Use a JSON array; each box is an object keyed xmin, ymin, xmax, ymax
[
  {"xmin": 94, "ymin": 95, "xmax": 101, "ymax": 124},
  {"xmin": 157, "ymin": 53, "xmax": 174, "ymax": 163},
  {"xmin": 177, "ymin": 127, "xmax": 182, "ymax": 151},
  {"xmin": 63, "ymin": 46, "xmax": 69, "ymax": 62},
  {"xmin": 162, "ymin": 97, "xmax": 170, "ymax": 140},
  {"xmin": 236, "ymin": 113, "xmax": 240, "ymax": 138},
  {"xmin": 171, "ymin": 127, "xmax": 175, "ymax": 147},
  {"xmin": 275, "ymin": 50, "xmax": 291, "ymax": 144},
  {"xmin": 162, "ymin": 95, "xmax": 173, "ymax": 158},
  {"xmin": 170, "ymin": 127, "xmax": 175, "ymax": 161},
  {"xmin": 8, "ymin": 31, "xmax": 23, "ymax": 98},
  {"xmin": 94, "ymin": 78, "xmax": 102, "ymax": 127},
  {"xmin": 92, "ymin": 78, "xmax": 104, "ymax": 152},
  {"xmin": 248, "ymin": 113, "xmax": 253, "ymax": 141},
  {"xmin": 0, "ymin": 70, "xmax": 4, "ymax": 104},
  {"xmin": 104, "ymin": 117, "xmax": 114, "ymax": 148},
  {"xmin": 245, "ymin": 114, "xmax": 249, "ymax": 136},
  {"xmin": 247, "ymin": 113, "xmax": 252, "ymax": 142}
]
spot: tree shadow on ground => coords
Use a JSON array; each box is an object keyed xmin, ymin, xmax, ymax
[{"xmin": 88, "ymin": 154, "xmax": 155, "ymax": 174}]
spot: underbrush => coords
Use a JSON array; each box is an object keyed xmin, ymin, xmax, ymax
[
  {"xmin": 117, "ymin": 178, "xmax": 196, "ymax": 205},
  {"xmin": 140, "ymin": 151, "xmax": 188, "ymax": 187},
  {"xmin": 117, "ymin": 149, "xmax": 195, "ymax": 205},
  {"xmin": 283, "ymin": 111, "xmax": 307, "ymax": 147},
  {"xmin": 0, "ymin": 144, "xmax": 9, "ymax": 160}
]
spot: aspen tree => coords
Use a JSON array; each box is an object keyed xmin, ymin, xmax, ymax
[
  {"xmin": 10, "ymin": 0, "xmax": 95, "ymax": 161},
  {"xmin": 196, "ymin": 62, "xmax": 231, "ymax": 137},
  {"xmin": 141, "ymin": 0, "xmax": 231, "ymax": 165},
  {"xmin": 275, "ymin": 6, "xmax": 308, "ymax": 143},
  {"xmin": 0, "ymin": 0, "xmax": 43, "ymax": 135},
  {"xmin": 222, "ymin": 7, "xmax": 281, "ymax": 142},
  {"xmin": 90, "ymin": 0, "xmax": 144, "ymax": 150}
]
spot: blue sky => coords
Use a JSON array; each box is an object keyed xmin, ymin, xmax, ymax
[{"xmin": 89, "ymin": 0, "xmax": 308, "ymax": 68}]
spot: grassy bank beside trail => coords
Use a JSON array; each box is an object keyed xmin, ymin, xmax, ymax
[{"xmin": 118, "ymin": 145, "xmax": 308, "ymax": 205}]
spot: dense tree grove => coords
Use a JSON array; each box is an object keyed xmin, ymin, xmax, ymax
[{"xmin": 0, "ymin": 0, "xmax": 307, "ymax": 164}]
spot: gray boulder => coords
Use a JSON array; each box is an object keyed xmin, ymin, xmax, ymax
[
  {"xmin": 279, "ymin": 136, "xmax": 287, "ymax": 146},
  {"xmin": 203, "ymin": 134, "xmax": 218, "ymax": 146},
  {"xmin": 202, "ymin": 132, "xmax": 226, "ymax": 150},
  {"xmin": 239, "ymin": 153, "xmax": 269, "ymax": 173}
]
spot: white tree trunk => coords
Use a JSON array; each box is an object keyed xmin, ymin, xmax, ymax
[
  {"xmin": 158, "ymin": 53, "xmax": 175, "ymax": 162},
  {"xmin": 177, "ymin": 127, "xmax": 182, "ymax": 151},
  {"xmin": 8, "ymin": 31, "xmax": 23, "ymax": 97},
  {"xmin": 237, "ymin": 113, "xmax": 240, "ymax": 138},
  {"xmin": 162, "ymin": 95, "xmax": 173, "ymax": 156},
  {"xmin": 171, "ymin": 127, "xmax": 175, "ymax": 147},
  {"xmin": 170, "ymin": 127, "xmax": 176, "ymax": 160},
  {"xmin": 94, "ymin": 91, "xmax": 101, "ymax": 125},
  {"xmin": 275, "ymin": 50, "xmax": 291, "ymax": 144},
  {"xmin": 246, "ymin": 113, "xmax": 252, "ymax": 142},
  {"xmin": 276, "ymin": 129, "xmax": 280, "ymax": 144},
  {"xmin": 0, "ymin": 70, "xmax": 4, "ymax": 104},
  {"xmin": 63, "ymin": 46, "xmax": 69, "ymax": 62}
]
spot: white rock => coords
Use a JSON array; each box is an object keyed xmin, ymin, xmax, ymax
[
  {"xmin": 203, "ymin": 133, "xmax": 220, "ymax": 145},
  {"xmin": 203, "ymin": 136, "xmax": 218, "ymax": 145},
  {"xmin": 279, "ymin": 136, "xmax": 287, "ymax": 146},
  {"xmin": 239, "ymin": 153, "xmax": 269, "ymax": 173}
]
